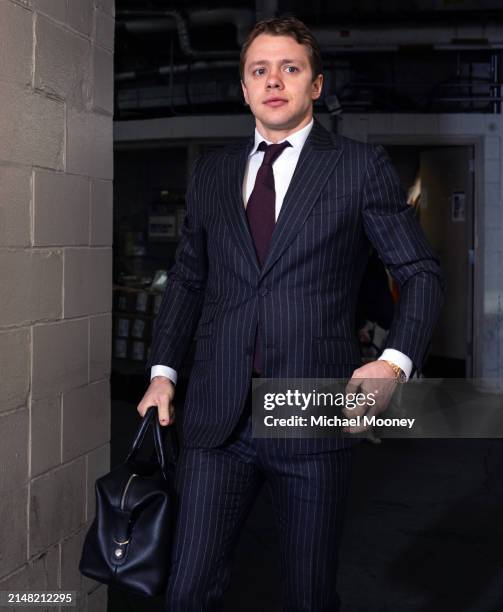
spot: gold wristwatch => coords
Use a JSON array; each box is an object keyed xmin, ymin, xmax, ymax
[{"xmin": 383, "ymin": 360, "xmax": 407, "ymax": 383}]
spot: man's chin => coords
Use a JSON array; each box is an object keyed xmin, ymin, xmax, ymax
[{"xmin": 256, "ymin": 113, "xmax": 303, "ymax": 132}]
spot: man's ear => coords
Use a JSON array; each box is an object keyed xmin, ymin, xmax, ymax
[
  {"xmin": 241, "ymin": 80, "xmax": 249, "ymax": 105},
  {"xmin": 311, "ymin": 74, "xmax": 323, "ymax": 100}
]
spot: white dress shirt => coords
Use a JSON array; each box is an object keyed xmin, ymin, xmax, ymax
[
  {"xmin": 151, "ymin": 119, "xmax": 412, "ymax": 383},
  {"xmin": 243, "ymin": 118, "xmax": 314, "ymax": 218}
]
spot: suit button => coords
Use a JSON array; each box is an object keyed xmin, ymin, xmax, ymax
[{"xmin": 259, "ymin": 287, "xmax": 269, "ymax": 297}]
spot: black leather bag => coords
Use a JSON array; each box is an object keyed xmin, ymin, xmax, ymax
[{"xmin": 79, "ymin": 406, "xmax": 179, "ymax": 598}]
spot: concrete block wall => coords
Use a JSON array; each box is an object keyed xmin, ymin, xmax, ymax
[
  {"xmin": 338, "ymin": 113, "xmax": 503, "ymax": 387},
  {"xmin": 0, "ymin": 1, "xmax": 114, "ymax": 610}
]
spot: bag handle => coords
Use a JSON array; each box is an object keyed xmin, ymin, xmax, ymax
[{"xmin": 125, "ymin": 406, "xmax": 179, "ymax": 481}]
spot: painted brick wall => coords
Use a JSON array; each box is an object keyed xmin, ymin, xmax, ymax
[{"xmin": 0, "ymin": 1, "xmax": 115, "ymax": 609}]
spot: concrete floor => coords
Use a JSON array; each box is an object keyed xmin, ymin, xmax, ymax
[{"xmin": 108, "ymin": 399, "xmax": 503, "ymax": 612}]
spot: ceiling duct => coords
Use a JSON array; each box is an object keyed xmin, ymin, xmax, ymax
[{"xmin": 117, "ymin": 8, "xmax": 254, "ymax": 57}]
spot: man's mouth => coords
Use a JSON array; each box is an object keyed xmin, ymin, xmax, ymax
[{"xmin": 264, "ymin": 98, "xmax": 288, "ymax": 107}]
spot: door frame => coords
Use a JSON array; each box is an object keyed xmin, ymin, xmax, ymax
[{"xmin": 368, "ymin": 134, "xmax": 484, "ymax": 378}]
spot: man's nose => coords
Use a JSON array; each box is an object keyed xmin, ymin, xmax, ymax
[{"xmin": 266, "ymin": 69, "xmax": 283, "ymax": 89}]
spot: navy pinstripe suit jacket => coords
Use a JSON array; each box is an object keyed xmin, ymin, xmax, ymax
[{"xmin": 147, "ymin": 118, "xmax": 443, "ymax": 453}]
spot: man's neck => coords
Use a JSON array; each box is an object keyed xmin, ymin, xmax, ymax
[{"xmin": 255, "ymin": 114, "xmax": 313, "ymax": 143}]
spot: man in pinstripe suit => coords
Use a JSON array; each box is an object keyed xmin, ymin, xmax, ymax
[{"xmin": 138, "ymin": 16, "xmax": 443, "ymax": 612}]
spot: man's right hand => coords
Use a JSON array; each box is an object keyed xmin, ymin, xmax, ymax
[{"xmin": 137, "ymin": 376, "xmax": 176, "ymax": 426}]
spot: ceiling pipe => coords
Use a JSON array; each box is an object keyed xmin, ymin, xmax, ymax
[
  {"xmin": 311, "ymin": 24, "xmax": 503, "ymax": 49},
  {"xmin": 115, "ymin": 61, "xmax": 239, "ymax": 83},
  {"xmin": 117, "ymin": 10, "xmax": 503, "ymax": 58},
  {"xmin": 117, "ymin": 18, "xmax": 177, "ymax": 35},
  {"xmin": 117, "ymin": 8, "xmax": 254, "ymax": 55},
  {"xmin": 189, "ymin": 9, "xmax": 254, "ymax": 46}
]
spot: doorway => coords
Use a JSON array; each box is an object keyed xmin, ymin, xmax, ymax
[{"xmin": 385, "ymin": 144, "xmax": 475, "ymax": 377}]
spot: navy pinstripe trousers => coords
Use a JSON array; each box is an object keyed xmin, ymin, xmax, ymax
[{"xmin": 164, "ymin": 383, "xmax": 353, "ymax": 612}]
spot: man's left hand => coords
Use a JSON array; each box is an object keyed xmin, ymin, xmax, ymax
[{"xmin": 342, "ymin": 360, "xmax": 399, "ymax": 433}]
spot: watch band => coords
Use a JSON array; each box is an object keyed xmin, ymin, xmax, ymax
[{"xmin": 383, "ymin": 360, "xmax": 407, "ymax": 382}]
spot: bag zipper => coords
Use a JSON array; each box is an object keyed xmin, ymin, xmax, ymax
[{"xmin": 120, "ymin": 473, "xmax": 138, "ymax": 511}]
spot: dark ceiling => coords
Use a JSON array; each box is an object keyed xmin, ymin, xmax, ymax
[{"xmin": 113, "ymin": 2, "xmax": 503, "ymax": 119}]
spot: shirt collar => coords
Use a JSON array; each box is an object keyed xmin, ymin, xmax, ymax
[{"xmin": 249, "ymin": 118, "xmax": 314, "ymax": 157}]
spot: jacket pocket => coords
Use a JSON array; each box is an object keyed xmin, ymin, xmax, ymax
[{"xmin": 307, "ymin": 194, "xmax": 352, "ymax": 217}]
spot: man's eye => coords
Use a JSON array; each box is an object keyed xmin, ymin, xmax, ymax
[
  {"xmin": 254, "ymin": 68, "xmax": 265, "ymax": 76},
  {"xmin": 285, "ymin": 66, "xmax": 298, "ymax": 73}
]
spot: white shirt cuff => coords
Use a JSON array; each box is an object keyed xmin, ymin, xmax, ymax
[
  {"xmin": 151, "ymin": 365, "xmax": 178, "ymax": 385},
  {"xmin": 378, "ymin": 349, "xmax": 413, "ymax": 381}
]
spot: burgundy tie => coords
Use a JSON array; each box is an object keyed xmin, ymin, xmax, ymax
[
  {"xmin": 246, "ymin": 139, "xmax": 291, "ymax": 374},
  {"xmin": 246, "ymin": 140, "xmax": 291, "ymax": 266}
]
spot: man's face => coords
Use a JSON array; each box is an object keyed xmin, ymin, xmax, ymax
[{"xmin": 241, "ymin": 34, "xmax": 323, "ymax": 134}]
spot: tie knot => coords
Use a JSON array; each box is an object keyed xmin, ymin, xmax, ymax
[{"xmin": 257, "ymin": 140, "xmax": 291, "ymax": 166}]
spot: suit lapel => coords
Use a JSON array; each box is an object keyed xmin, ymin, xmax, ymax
[
  {"xmin": 218, "ymin": 135, "xmax": 261, "ymax": 274},
  {"xmin": 260, "ymin": 119, "xmax": 343, "ymax": 279},
  {"xmin": 217, "ymin": 118, "xmax": 343, "ymax": 277}
]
